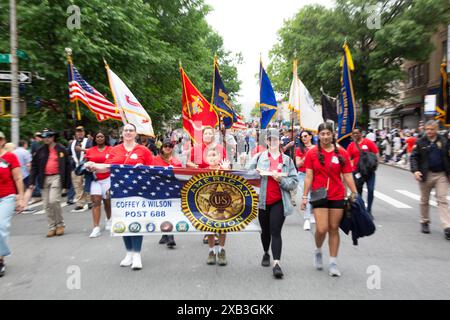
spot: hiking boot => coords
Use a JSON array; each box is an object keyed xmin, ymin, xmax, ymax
[
  {"xmin": 421, "ymin": 222, "xmax": 430, "ymax": 234},
  {"xmin": 444, "ymin": 228, "xmax": 450, "ymax": 240},
  {"xmin": 206, "ymin": 251, "xmax": 216, "ymax": 265},
  {"xmin": 261, "ymin": 253, "xmax": 270, "ymax": 267},
  {"xmin": 55, "ymin": 226, "xmax": 65, "ymax": 236},
  {"xmin": 273, "ymin": 264, "xmax": 284, "ymax": 279},
  {"xmin": 47, "ymin": 229, "xmax": 56, "ymax": 238},
  {"xmin": 217, "ymin": 249, "xmax": 227, "ymax": 266}
]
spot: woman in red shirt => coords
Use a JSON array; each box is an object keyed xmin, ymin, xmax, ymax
[
  {"xmin": 0, "ymin": 131, "xmax": 25, "ymax": 277},
  {"xmin": 295, "ymin": 130, "xmax": 314, "ymax": 231},
  {"xmin": 187, "ymin": 127, "xmax": 227, "ymax": 169},
  {"xmin": 86, "ymin": 123, "xmax": 153, "ymax": 271},
  {"xmin": 84, "ymin": 131, "xmax": 113, "ymax": 238},
  {"xmin": 302, "ymin": 123, "xmax": 358, "ymax": 277},
  {"xmin": 154, "ymin": 139, "xmax": 182, "ymax": 249}
]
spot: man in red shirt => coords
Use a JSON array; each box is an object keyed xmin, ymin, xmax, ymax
[{"xmin": 347, "ymin": 128, "xmax": 379, "ymax": 218}]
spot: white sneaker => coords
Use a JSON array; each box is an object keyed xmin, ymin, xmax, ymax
[
  {"xmin": 328, "ymin": 263, "xmax": 341, "ymax": 277},
  {"xmin": 89, "ymin": 226, "xmax": 101, "ymax": 238},
  {"xmin": 310, "ymin": 216, "xmax": 316, "ymax": 224},
  {"xmin": 105, "ymin": 219, "xmax": 112, "ymax": 231},
  {"xmin": 120, "ymin": 252, "xmax": 133, "ymax": 267},
  {"xmin": 131, "ymin": 253, "xmax": 142, "ymax": 270},
  {"xmin": 314, "ymin": 251, "xmax": 323, "ymax": 270},
  {"xmin": 303, "ymin": 219, "xmax": 311, "ymax": 231}
]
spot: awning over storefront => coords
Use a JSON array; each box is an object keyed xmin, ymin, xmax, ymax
[
  {"xmin": 379, "ymin": 107, "xmax": 399, "ymax": 116},
  {"xmin": 396, "ymin": 105, "xmax": 420, "ymax": 116}
]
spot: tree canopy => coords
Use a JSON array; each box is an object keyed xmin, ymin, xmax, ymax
[
  {"xmin": 268, "ymin": 0, "xmax": 450, "ymax": 128},
  {"xmin": 0, "ymin": 0, "xmax": 241, "ymax": 138}
]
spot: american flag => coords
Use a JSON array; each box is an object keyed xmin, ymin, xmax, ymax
[
  {"xmin": 68, "ymin": 64, "xmax": 123, "ymax": 122},
  {"xmin": 231, "ymin": 114, "xmax": 246, "ymax": 130},
  {"xmin": 110, "ymin": 165, "xmax": 261, "ymax": 199}
]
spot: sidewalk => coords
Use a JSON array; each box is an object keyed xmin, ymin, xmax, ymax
[{"xmin": 380, "ymin": 161, "xmax": 410, "ymax": 172}]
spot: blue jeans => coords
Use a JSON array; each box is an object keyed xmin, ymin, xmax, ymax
[
  {"xmin": 297, "ymin": 172, "xmax": 312, "ymax": 220},
  {"xmin": 123, "ymin": 236, "xmax": 143, "ymax": 252},
  {"xmin": 355, "ymin": 172, "xmax": 376, "ymax": 214},
  {"xmin": 0, "ymin": 195, "xmax": 16, "ymax": 257}
]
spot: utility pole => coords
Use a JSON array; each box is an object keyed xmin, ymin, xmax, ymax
[{"xmin": 10, "ymin": 0, "xmax": 19, "ymax": 145}]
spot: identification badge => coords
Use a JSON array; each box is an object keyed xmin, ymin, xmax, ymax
[
  {"xmin": 362, "ymin": 145, "xmax": 369, "ymax": 150},
  {"xmin": 331, "ymin": 156, "xmax": 339, "ymax": 164},
  {"xmin": 355, "ymin": 173, "xmax": 361, "ymax": 179},
  {"xmin": 130, "ymin": 153, "xmax": 138, "ymax": 160}
]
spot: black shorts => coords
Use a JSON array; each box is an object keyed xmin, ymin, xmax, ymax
[{"xmin": 311, "ymin": 199, "xmax": 345, "ymax": 209}]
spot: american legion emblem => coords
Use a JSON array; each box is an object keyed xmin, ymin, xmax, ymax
[{"xmin": 181, "ymin": 171, "xmax": 258, "ymax": 232}]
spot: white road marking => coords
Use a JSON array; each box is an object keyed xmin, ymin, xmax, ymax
[
  {"xmin": 363, "ymin": 188, "xmax": 412, "ymax": 208},
  {"xmin": 395, "ymin": 190, "xmax": 437, "ymax": 207},
  {"xmin": 33, "ymin": 203, "xmax": 68, "ymax": 215}
]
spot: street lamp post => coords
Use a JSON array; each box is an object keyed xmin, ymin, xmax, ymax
[{"xmin": 10, "ymin": 0, "xmax": 19, "ymax": 145}]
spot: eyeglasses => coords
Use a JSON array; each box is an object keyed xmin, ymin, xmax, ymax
[
  {"xmin": 163, "ymin": 145, "xmax": 173, "ymax": 148},
  {"xmin": 123, "ymin": 129, "xmax": 135, "ymax": 132}
]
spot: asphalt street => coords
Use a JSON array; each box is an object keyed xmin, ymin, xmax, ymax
[{"xmin": 1, "ymin": 164, "xmax": 449, "ymax": 300}]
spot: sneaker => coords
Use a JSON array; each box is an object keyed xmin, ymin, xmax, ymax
[
  {"xmin": 55, "ymin": 226, "xmax": 65, "ymax": 236},
  {"xmin": 206, "ymin": 251, "xmax": 216, "ymax": 265},
  {"xmin": 303, "ymin": 219, "xmax": 311, "ymax": 231},
  {"xmin": 166, "ymin": 235, "xmax": 176, "ymax": 249},
  {"xmin": 66, "ymin": 200, "xmax": 75, "ymax": 205},
  {"xmin": 105, "ymin": 219, "xmax": 112, "ymax": 231},
  {"xmin": 328, "ymin": 263, "xmax": 341, "ymax": 277},
  {"xmin": 273, "ymin": 263, "xmax": 284, "ymax": 279},
  {"xmin": 131, "ymin": 253, "xmax": 142, "ymax": 270},
  {"xmin": 46, "ymin": 229, "xmax": 56, "ymax": 238},
  {"xmin": 217, "ymin": 249, "xmax": 227, "ymax": 266},
  {"xmin": 314, "ymin": 251, "xmax": 323, "ymax": 270},
  {"xmin": 261, "ymin": 253, "xmax": 270, "ymax": 267},
  {"xmin": 444, "ymin": 228, "xmax": 450, "ymax": 240},
  {"xmin": 120, "ymin": 252, "xmax": 133, "ymax": 267},
  {"xmin": 71, "ymin": 205, "xmax": 88, "ymax": 213},
  {"xmin": 159, "ymin": 235, "xmax": 169, "ymax": 244},
  {"xmin": 0, "ymin": 261, "xmax": 5, "ymax": 277},
  {"xmin": 421, "ymin": 222, "xmax": 430, "ymax": 234},
  {"xmin": 89, "ymin": 226, "xmax": 101, "ymax": 238}
]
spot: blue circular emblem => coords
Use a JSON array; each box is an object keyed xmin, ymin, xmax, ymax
[
  {"xmin": 181, "ymin": 172, "xmax": 257, "ymax": 232},
  {"xmin": 128, "ymin": 222, "xmax": 141, "ymax": 233},
  {"xmin": 146, "ymin": 223, "xmax": 156, "ymax": 233}
]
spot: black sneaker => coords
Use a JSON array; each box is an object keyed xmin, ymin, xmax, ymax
[
  {"xmin": 159, "ymin": 235, "xmax": 169, "ymax": 244},
  {"xmin": 421, "ymin": 222, "xmax": 430, "ymax": 234},
  {"xmin": 261, "ymin": 253, "xmax": 270, "ymax": 267},
  {"xmin": 66, "ymin": 200, "xmax": 75, "ymax": 205},
  {"xmin": 0, "ymin": 261, "xmax": 5, "ymax": 277},
  {"xmin": 273, "ymin": 264, "xmax": 284, "ymax": 279},
  {"xmin": 166, "ymin": 235, "xmax": 176, "ymax": 248},
  {"xmin": 444, "ymin": 228, "xmax": 450, "ymax": 240}
]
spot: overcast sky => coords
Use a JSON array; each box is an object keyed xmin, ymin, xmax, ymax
[{"xmin": 205, "ymin": 0, "xmax": 334, "ymax": 118}]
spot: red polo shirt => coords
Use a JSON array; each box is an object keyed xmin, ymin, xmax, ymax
[{"xmin": 347, "ymin": 138, "xmax": 379, "ymax": 172}]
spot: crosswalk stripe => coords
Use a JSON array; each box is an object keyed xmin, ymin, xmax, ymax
[
  {"xmin": 363, "ymin": 188, "xmax": 412, "ymax": 208},
  {"xmin": 33, "ymin": 203, "xmax": 68, "ymax": 215},
  {"xmin": 27, "ymin": 201, "xmax": 43, "ymax": 209},
  {"xmin": 395, "ymin": 190, "xmax": 437, "ymax": 207}
]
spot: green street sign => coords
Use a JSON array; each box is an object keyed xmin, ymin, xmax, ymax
[
  {"xmin": 0, "ymin": 54, "xmax": 11, "ymax": 63},
  {"xmin": 16, "ymin": 50, "xmax": 29, "ymax": 60}
]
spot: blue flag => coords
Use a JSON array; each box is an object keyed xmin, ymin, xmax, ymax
[
  {"xmin": 259, "ymin": 62, "xmax": 278, "ymax": 129},
  {"xmin": 212, "ymin": 59, "xmax": 237, "ymax": 129},
  {"xmin": 337, "ymin": 43, "xmax": 357, "ymax": 148}
]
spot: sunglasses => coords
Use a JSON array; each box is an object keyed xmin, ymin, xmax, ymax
[{"xmin": 163, "ymin": 144, "xmax": 173, "ymax": 148}]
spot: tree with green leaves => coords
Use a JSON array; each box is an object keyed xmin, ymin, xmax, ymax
[
  {"xmin": 0, "ymin": 0, "xmax": 241, "ymax": 138},
  {"xmin": 269, "ymin": 0, "xmax": 450, "ymax": 129}
]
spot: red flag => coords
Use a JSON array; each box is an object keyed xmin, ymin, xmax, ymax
[{"xmin": 180, "ymin": 67, "xmax": 219, "ymax": 142}]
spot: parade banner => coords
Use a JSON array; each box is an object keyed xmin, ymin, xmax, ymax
[{"xmin": 110, "ymin": 165, "xmax": 261, "ymax": 236}]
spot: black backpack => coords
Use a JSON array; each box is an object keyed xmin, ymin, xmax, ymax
[{"xmin": 355, "ymin": 143, "xmax": 378, "ymax": 177}]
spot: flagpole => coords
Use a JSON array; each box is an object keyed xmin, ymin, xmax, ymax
[{"xmin": 65, "ymin": 48, "xmax": 81, "ymax": 122}]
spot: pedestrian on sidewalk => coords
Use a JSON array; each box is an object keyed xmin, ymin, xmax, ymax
[
  {"xmin": 295, "ymin": 130, "xmax": 315, "ymax": 230},
  {"xmin": 29, "ymin": 129, "xmax": 71, "ymax": 237},
  {"xmin": 410, "ymin": 120, "xmax": 450, "ymax": 239},
  {"xmin": 247, "ymin": 129, "xmax": 298, "ymax": 279},
  {"xmin": 84, "ymin": 131, "xmax": 113, "ymax": 238},
  {"xmin": 68, "ymin": 126, "xmax": 92, "ymax": 213},
  {"xmin": 13, "ymin": 140, "xmax": 35, "ymax": 213},
  {"xmin": 302, "ymin": 123, "xmax": 358, "ymax": 277},
  {"xmin": 347, "ymin": 128, "xmax": 379, "ymax": 218},
  {"xmin": 0, "ymin": 131, "xmax": 25, "ymax": 277},
  {"xmin": 153, "ymin": 139, "xmax": 182, "ymax": 249},
  {"xmin": 86, "ymin": 123, "xmax": 154, "ymax": 270}
]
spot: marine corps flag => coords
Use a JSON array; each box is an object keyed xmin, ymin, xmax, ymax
[
  {"xmin": 337, "ymin": 43, "xmax": 357, "ymax": 148},
  {"xmin": 212, "ymin": 57, "xmax": 237, "ymax": 129},
  {"xmin": 436, "ymin": 62, "xmax": 450, "ymax": 126},
  {"xmin": 259, "ymin": 61, "xmax": 278, "ymax": 129},
  {"xmin": 181, "ymin": 66, "xmax": 219, "ymax": 142}
]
